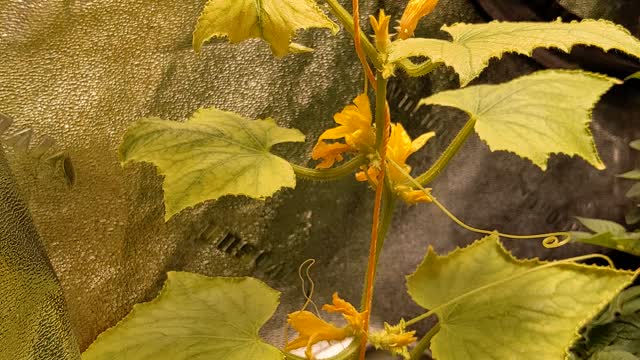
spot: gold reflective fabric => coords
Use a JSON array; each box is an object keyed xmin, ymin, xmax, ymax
[
  {"xmin": 0, "ymin": 148, "xmax": 80, "ymax": 360},
  {"xmin": 0, "ymin": 0, "xmax": 372, "ymax": 351}
]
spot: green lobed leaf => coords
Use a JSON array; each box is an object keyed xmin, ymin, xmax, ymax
[
  {"xmin": 570, "ymin": 285, "xmax": 640, "ymax": 360},
  {"xmin": 406, "ymin": 234, "xmax": 636, "ymax": 360},
  {"xmin": 627, "ymin": 208, "xmax": 640, "ymax": 226},
  {"xmin": 82, "ymin": 272, "xmax": 283, "ymax": 360},
  {"xmin": 420, "ymin": 70, "xmax": 620, "ymax": 170},
  {"xmin": 618, "ymin": 169, "xmax": 640, "ymax": 180},
  {"xmin": 627, "ymin": 183, "xmax": 640, "ymax": 198},
  {"xmin": 193, "ymin": 0, "xmax": 338, "ymax": 57},
  {"xmin": 572, "ymin": 231, "xmax": 640, "ymax": 257},
  {"xmin": 388, "ymin": 19, "xmax": 640, "ymax": 86},
  {"xmin": 575, "ymin": 217, "xmax": 626, "ymax": 235},
  {"xmin": 626, "ymin": 71, "xmax": 640, "ymax": 81},
  {"xmin": 120, "ymin": 107, "xmax": 305, "ymax": 220},
  {"xmin": 572, "ymin": 217, "xmax": 640, "ymax": 256}
]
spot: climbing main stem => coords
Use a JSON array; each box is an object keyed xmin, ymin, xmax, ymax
[{"xmin": 359, "ymin": 73, "xmax": 389, "ymax": 360}]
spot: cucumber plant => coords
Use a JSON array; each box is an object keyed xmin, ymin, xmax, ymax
[{"xmin": 82, "ymin": 0, "xmax": 640, "ymax": 359}]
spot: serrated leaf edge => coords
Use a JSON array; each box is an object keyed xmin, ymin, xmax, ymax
[
  {"xmin": 83, "ymin": 272, "xmax": 283, "ymax": 358},
  {"xmin": 419, "ymin": 69, "xmax": 619, "ymax": 170},
  {"xmin": 118, "ymin": 110, "xmax": 304, "ymax": 220},
  {"xmin": 192, "ymin": 0, "xmax": 339, "ymax": 56},
  {"xmin": 406, "ymin": 234, "xmax": 637, "ymax": 359},
  {"xmin": 390, "ymin": 18, "xmax": 640, "ymax": 86}
]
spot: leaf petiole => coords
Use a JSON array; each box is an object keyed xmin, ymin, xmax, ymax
[
  {"xmin": 409, "ymin": 323, "xmax": 440, "ymax": 360},
  {"xmin": 415, "ymin": 116, "xmax": 476, "ymax": 186},
  {"xmin": 292, "ymin": 155, "xmax": 367, "ymax": 181}
]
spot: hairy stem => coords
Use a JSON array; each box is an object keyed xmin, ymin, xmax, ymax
[
  {"xmin": 322, "ymin": 0, "xmax": 382, "ymax": 70},
  {"xmin": 374, "ymin": 186, "xmax": 396, "ymax": 266},
  {"xmin": 351, "ymin": 0, "xmax": 376, "ymax": 88},
  {"xmin": 359, "ymin": 183, "xmax": 396, "ymax": 310},
  {"xmin": 359, "ymin": 73, "xmax": 390, "ymax": 360},
  {"xmin": 409, "ymin": 323, "xmax": 440, "ymax": 360},
  {"xmin": 415, "ymin": 117, "xmax": 476, "ymax": 186},
  {"xmin": 292, "ymin": 155, "xmax": 367, "ymax": 181}
]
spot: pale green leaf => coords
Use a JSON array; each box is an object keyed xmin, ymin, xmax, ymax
[
  {"xmin": 419, "ymin": 70, "xmax": 620, "ymax": 170},
  {"xmin": 572, "ymin": 231, "xmax": 640, "ymax": 256},
  {"xmin": 630, "ymin": 140, "xmax": 640, "ymax": 151},
  {"xmin": 575, "ymin": 217, "xmax": 626, "ymax": 235},
  {"xmin": 626, "ymin": 208, "xmax": 640, "ymax": 226},
  {"xmin": 571, "ymin": 217, "xmax": 640, "ymax": 256},
  {"xmin": 406, "ymin": 234, "xmax": 635, "ymax": 360},
  {"xmin": 120, "ymin": 107, "xmax": 305, "ymax": 220},
  {"xmin": 626, "ymin": 71, "xmax": 640, "ymax": 81},
  {"xmin": 193, "ymin": 0, "xmax": 338, "ymax": 57},
  {"xmin": 618, "ymin": 169, "xmax": 640, "ymax": 180},
  {"xmin": 388, "ymin": 19, "xmax": 640, "ymax": 86},
  {"xmin": 82, "ymin": 272, "xmax": 283, "ymax": 360},
  {"xmin": 627, "ymin": 183, "xmax": 640, "ymax": 198}
]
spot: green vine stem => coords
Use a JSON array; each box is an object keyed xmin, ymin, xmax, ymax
[
  {"xmin": 323, "ymin": 0, "xmax": 382, "ymax": 70},
  {"xmin": 374, "ymin": 184, "xmax": 396, "ymax": 266},
  {"xmin": 409, "ymin": 323, "xmax": 440, "ymax": 360},
  {"xmin": 396, "ymin": 59, "xmax": 439, "ymax": 78},
  {"xmin": 375, "ymin": 74, "xmax": 388, "ymax": 148},
  {"xmin": 292, "ymin": 155, "xmax": 367, "ymax": 181},
  {"xmin": 359, "ymin": 71, "xmax": 390, "ymax": 360},
  {"xmin": 360, "ymin": 182, "xmax": 396, "ymax": 309},
  {"xmin": 415, "ymin": 117, "xmax": 476, "ymax": 186}
]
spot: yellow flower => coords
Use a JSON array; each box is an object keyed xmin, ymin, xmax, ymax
[
  {"xmin": 322, "ymin": 292, "xmax": 367, "ymax": 335},
  {"xmin": 311, "ymin": 94, "xmax": 375, "ymax": 169},
  {"xmin": 369, "ymin": 321, "xmax": 417, "ymax": 359},
  {"xmin": 286, "ymin": 293, "xmax": 366, "ymax": 359},
  {"xmin": 356, "ymin": 123, "xmax": 435, "ymax": 204},
  {"xmin": 311, "ymin": 142, "xmax": 351, "ymax": 169},
  {"xmin": 369, "ymin": 10, "xmax": 392, "ymax": 53},
  {"xmin": 286, "ymin": 311, "xmax": 350, "ymax": 360},
  {"xmin": 398, "ymin": 0, "xmax": 439, "ymax": 40}
]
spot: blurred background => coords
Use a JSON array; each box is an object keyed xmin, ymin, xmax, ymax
[{"xmin": 0, "ymin": 0, "xmax": 639, "ymax": 358}]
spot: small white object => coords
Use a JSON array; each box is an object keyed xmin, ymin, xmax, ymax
[{"xmin": 288, "ymin": 337, "xmax": 355, "ymax": 359}]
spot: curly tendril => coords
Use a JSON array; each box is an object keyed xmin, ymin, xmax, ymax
[
  {"xmin": 284, "ymin": 259, "xmax": 321, "ymax": 349},
  {"xmin": 298, "ymin": 259, "xmax": 320, "ymax": 315},
  {"xmin": 386, "ymin": 158, "xmax": 573, "ymax": 249}
]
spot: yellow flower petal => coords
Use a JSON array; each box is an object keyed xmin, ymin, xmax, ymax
[
  {"xmin": 396, "ymin": 186, "xmax": 432, "ymax": 204},
  {"xmin": 311, "ymin": 94, "xmax": 376, "ymax": 169},
  {"xmin": 398, "ymin": 0, "xmax": 439, "ymax": 40},
  {"xmin": 311, "ymin": 141, "xmax": 352, "ymax": 169},
  {"xmin": 322, "ymin": 292, "xmax": 367, "ymax": 335},
  {"xmin": 411, "ymin": 131, "xmax": 435, "ymax": 153},
  {"xmin": 369, "ymin": 10, "xmax": 392, "ymax": 53},
  {"xmin": 327, "ymin": 94, "xmax": 374, "ymax": 149},
  {"xmin": 318, "ymin": 126, "xmax": 353, "ymax": 141},
  {"xmin": 355, "ymin": 165, "xmax": 379, "ymax": 184},
  {"xmin": 353, "ymin": 122, "xmax": 435, "ymax": 205},
  {"xmin": 286, "ymin": 311, "xmax": 350, "ymax": 359},
  {"xmin": 387, "ymin": 123, "xmax": 414, "ymax": 166}
]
